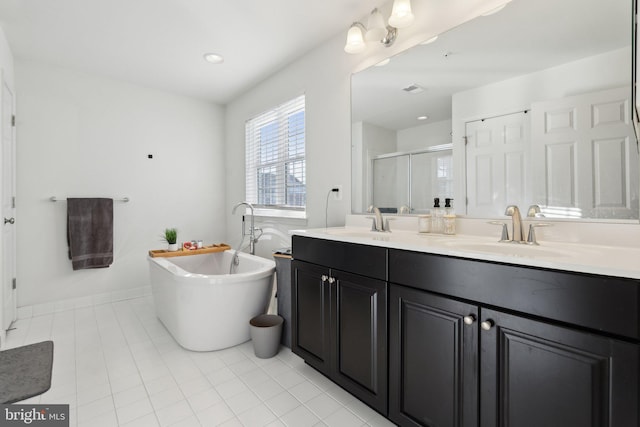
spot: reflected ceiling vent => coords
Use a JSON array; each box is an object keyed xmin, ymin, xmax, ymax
[{"xmin": 402, "ymin": 83, "xmax": 424, "ymax": 94}]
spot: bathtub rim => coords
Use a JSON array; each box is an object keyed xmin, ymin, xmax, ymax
[{"xmin": 147, "ymin": 250, "xmax": 275, "ymax": 283}]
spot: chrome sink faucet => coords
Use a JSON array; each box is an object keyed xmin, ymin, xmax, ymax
[
  {"xmin": 367, "ymin": 205, "xmax": 386, "ymax": 232},
  {"xmin": 502, "ymin": 204, "xmax": 551, "ymax": 244},
  {"xmin": 504, "ymin": 205, "xmax": 524, "ymax": 243}
]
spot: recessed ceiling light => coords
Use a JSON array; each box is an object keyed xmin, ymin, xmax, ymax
[
  {"xmin": 417, "ymin": 115, "xmax": 429, "ymax": 121},
  {"xmin": 203, "ymin": 53, "xmax": 224, "ymax": 64},
  {"xmin": 375, "ymin": 58, "xmax": 391, "ymax": 67},
  {"xmin": 420, "ymin": 35, "xmax": 438, "ymax": 45}
]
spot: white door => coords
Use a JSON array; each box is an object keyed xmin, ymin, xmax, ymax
[
  {"xmin": 465, "ymin": 111, "xmax": 530, "ymax": 217},
  {"xmin": 1, "ymin": 74, "xmax": 16, "ymax": 339},
  {"xmin": 531, "ymin": 87, "xmax": 639, "ymax": 219}
]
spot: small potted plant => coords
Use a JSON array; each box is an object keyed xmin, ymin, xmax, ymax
[{"xmin": 163, "ymin": 228, "xmax": 178, "ymax": 252}]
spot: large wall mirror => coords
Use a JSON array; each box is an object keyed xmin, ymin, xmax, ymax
[{"xmin": 351, "ymin": 0, "xmax": 639, "ymax": 220}]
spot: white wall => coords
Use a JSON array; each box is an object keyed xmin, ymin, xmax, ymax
[
  {"xmin": 397, "ymin": 119, "xmax": 452, "ymax": 152},
  {"xmin": 451, "ymin": 47, "xmax": 631, "ymax": 213},
  {"xmin": 224, "ymin": 0, "xmax": 507, "ymax": 258},
  {"xmin": 15, "ymin": 60, "xmax": 225, "ymax": 307},
  {"xmin": 5, "ymin": 0, "xmax": 510, "ymax": 307}
]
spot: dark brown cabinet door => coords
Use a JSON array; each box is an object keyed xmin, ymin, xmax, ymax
[
  {"xmin": 332, "ymin": 269, "xmax": 387, "ymax": 414},
  {"xmin": 291, "ymin": 261, "xmax": 331, "ymax": 374},
  {"xmin": 389, "ymin": 284, "xmax": 479, "ymax": 427},
  {"xmin": 480, "ymin": 308, "xmax": 639, "ymax": 427}
]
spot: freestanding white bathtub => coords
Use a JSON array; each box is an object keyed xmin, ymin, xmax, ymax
[{"xmin": 148, "ymin": 251, "xmax": 275, "ymax": 351}]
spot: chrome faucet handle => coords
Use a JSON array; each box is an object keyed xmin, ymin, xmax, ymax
[
  {"xmin": 366, "ymin": 216, "xmax": 378, "ymax": 231},
  {"xmin": 526, "ymin": 222, "xmax": 552, "ymax": 245},
  {"xmin": 384, "ymin": 217, "xmax": 396, "ymax": 232},
  {"xmin": 488, "ymin": 221, "xmax": 510, "ymax": 242}
]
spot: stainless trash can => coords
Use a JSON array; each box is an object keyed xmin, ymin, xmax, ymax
[
  {"xmin": 273, "ymin": 248, "xmax": 292, "ymax": 348},
  {"xmin": 250, "ymin": 314, "xmax": 283, "ymax": 359}
]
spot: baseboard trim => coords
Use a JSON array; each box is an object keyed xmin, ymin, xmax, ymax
[{"xmin": 16, "ymin": 286, "xmax": 153, "ymax": 319}]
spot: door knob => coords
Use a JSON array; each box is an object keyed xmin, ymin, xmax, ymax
[
  {"xmin": 481, "ymin": 320, "xmax": 494, "ymax": 331},
  {"xmin": 463, "ymin": 314, "xmax": 476, "ymax": 325},
  {"xmin": 4, "ymin": 217, "xmax": 14, "ymax": 225}
]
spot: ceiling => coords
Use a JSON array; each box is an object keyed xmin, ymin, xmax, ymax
[
  {"xmin": 351, "ymin": 0, "xmax": 633, "ymax": 131},
  {"xmin": 0, "ymin": 0, "xmax": 376, "ymax": 104}
]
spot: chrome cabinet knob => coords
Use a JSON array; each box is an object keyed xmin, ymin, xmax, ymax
[
  {"xmin": 328, "ymin": 277, "xmax": 336, "ymax": 284},
  {"xmin": 4, "ymin": 217, "xmax": 14, "ymax": 225},
  {"xmin": 321, "ymin": 275, "xmax": 328, "ymax": 282},
  {"xmin": 481, "ymin": 320, "xmax": 494, "ymax": 331},
  {"xmin": 463, "ymin": 315, "xmax": 476, "ymax": 325}
]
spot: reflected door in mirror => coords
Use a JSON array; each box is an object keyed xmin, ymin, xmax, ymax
[
  {"xmin": 531, "ymin": 87, "xmax": 639, "ymax": 219},
  {"xmin": 466, "ymin": 112, "xmax": 530, "ymax": 218}
]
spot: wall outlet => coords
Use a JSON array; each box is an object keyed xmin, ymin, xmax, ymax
[{"xmin": 333, "ymin": 185, "xmax": 343, "ymax": 201}]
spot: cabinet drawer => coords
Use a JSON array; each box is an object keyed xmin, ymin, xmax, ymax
[
  {"xmin": 389, "ymin": 249, "xmax": 640, "ymax": 340},
  {"xmin": 292, "ymin": 235, "xmax": 387, "ymax": 280}
]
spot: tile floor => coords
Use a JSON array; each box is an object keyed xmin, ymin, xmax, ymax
[{"xmin": 4, "ymin": 296, "xmax": 396, "ymax": 427}]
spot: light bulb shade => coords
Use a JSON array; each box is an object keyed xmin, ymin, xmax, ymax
[
  {"xmin": 388, "ymin": 0, "xmax": 415, "ymax": 28},
  {"xmin": 344, "ymin": 23, "xmax": 366, "ymax": 54},
  {"xmin": 365, "ymin": 9, "xmax": 387, "ymax": 41}
]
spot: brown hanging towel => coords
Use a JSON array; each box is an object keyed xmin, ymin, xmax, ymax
[{"xmin": 67, "ymin": 198, "xmax": 114, "ymax": 270}]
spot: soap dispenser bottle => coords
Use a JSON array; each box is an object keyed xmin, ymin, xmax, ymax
[
  {"xmin": 443, "ymin": 198, "xmax": 456, "ymax": 235},
  {"xmin": 432, "ymin": 198, "xmax": 442, "ymax": 233},
  {"xmin": 444, "ymin": 198, "xmax": 454, "ymax": 215}
]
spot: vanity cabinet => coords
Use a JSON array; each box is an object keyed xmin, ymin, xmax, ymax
[
  {"xmin": 479, "ymin": 308, "xmax": 638, "ymax": 427},
  {"xmin": 389, "ymin": 249, "xmax": 640, "ymax": 427},
  {"xmin": 291, "ymin": 236, "xmax": 388, "ymax": 414},
  {"xmin": 291, "ymin": 236, "xmax": 640, "ymax": 426},
  {"xmin": 389, "ymin": 285, "xmax": 478, "ymax": 427}
]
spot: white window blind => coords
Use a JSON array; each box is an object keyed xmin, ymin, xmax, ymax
[{"xmin": 245, "ymin": 95, "xmax": 306, "ymax": 215}]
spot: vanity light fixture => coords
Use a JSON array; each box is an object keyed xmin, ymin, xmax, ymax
[
  {"xmin": 344, "ymin": 0, "xmax": 414, "ymax": 54},
  {"xmin": 388, "ymin": 0, "xmax": 415, "ymax": 28},
  {"xmin": 203, "ymin": 53, "xmax": 224, "ymax": 64},
  {"xmin": 344, "ymin": 22, "xmax": 367, "ymax": 54},
  {"xmin": 366, "ymin": 8, "xmax": 387, "ymax": 41}
]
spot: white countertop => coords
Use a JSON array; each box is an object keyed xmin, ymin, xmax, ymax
[{"xmin": 291, "ymin": 226, "xmax": 640, "ymax": 280}]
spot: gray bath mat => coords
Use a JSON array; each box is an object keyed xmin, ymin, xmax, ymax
[{"xmin": 0, "ymin": 341, "xmax": 53, "ymax": 403}]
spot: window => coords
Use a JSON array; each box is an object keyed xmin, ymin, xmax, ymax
[{"xmin": 245, "ymin": 95, "xmax": 306, "ymax": 217}]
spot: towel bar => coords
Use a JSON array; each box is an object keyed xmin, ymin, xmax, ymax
[{"xmin": 50, "ymin": 196, "xmax": 130, "ymax": 203}]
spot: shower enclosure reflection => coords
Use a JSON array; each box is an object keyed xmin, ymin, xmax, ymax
[{"xmin": 371, "ymin": 145, "xmax": 453, "ymax": 213}]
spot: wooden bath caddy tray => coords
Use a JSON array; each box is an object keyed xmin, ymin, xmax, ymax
[{"xmin": 149, "ymin": 243, "xmax": 231, "ymax": 258}]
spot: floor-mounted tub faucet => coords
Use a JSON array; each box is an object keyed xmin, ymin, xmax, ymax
[{"xmin": 232, "ymin": 201, "xmax": 258, "ymax": 255}]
